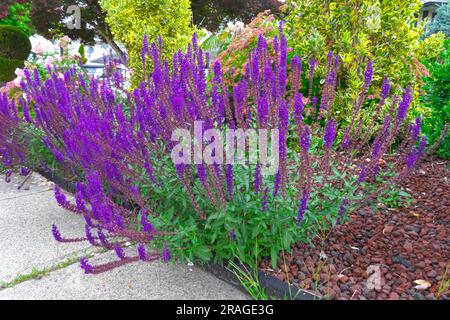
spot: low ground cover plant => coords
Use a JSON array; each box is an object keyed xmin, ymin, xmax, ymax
[{"xmin": 0, "ymin": 26, "xmax": 427, "ymax": 274}]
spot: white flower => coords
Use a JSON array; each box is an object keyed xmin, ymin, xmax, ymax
[{"xmin": 226, "ymin": 21, "xmax": 245, "ymax": 36}]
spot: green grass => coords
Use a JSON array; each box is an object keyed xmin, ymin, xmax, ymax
[
  {"xmin": 0, "ymin": 248, "xmax": 108, "ymax": 290},
  {"xmin": 0, "ymin": 255, "xmax": 81, "ymax": 290}
]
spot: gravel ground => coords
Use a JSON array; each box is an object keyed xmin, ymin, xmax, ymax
[{"xmin": 262, "ymin": 157, "xmax": 449, "ymax": 300}]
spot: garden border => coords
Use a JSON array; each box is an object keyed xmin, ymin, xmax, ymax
[
  {"xmin": 32, "ymin": 167, "xmax": 320, "ymax": 300},
  {"xmin": 202, "ymin": 261, "xmax": 320, "ymax": 300}
]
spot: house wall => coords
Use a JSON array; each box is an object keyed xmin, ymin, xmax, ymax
[{"xmin": 419, "ymin": 0, "xmax": 448, "ymax": 22}]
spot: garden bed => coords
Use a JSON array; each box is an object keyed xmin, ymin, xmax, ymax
[{"xmin": 263, "ymin": 157, "xmax": 449, "ymax": 300}]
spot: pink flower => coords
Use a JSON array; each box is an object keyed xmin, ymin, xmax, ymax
[
  {"xmin": 32, "ymin": 42, "xmax": 43, "ymax": 55},
  {"xmin": 0, "ymin": 80, "xmax": 15, "ymax": 93},
  {"xmin": 45, "ymin": 56, "xmax": 54, "ymax": 67},
  {"xmin": 15, "ymin": 68, "xmax": 24, "ymax": 78},
  {"xmin": 59, "ymin": 35, "xmax": 71, "ymax": 48},
  {"xmin": 13, "ymin": 76, "xmax": 23, "ymax": 87}
]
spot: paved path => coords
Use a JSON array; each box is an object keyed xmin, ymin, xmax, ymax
[{"xmin": 0, "ymin": 172, "xmax": 247, "ymax": 300}]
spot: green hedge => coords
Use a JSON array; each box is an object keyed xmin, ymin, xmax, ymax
[
  {"xmin": 0, "ymin": 56, "xmax": 24, "ymax": 82},
  {"xmin": 0, "ymin": 25, "xmax": 31, "ymax": 60}
]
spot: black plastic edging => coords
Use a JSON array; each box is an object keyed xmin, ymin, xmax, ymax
[
  {"xmin": 203, "ymin": 261, "xmax": 320, "ymax": 300},
  {"xmin": 34, "ymin": 167, "xmax": 76, "ymax": 193}
]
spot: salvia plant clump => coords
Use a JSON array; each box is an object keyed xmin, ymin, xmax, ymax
[{"xmin": 0, "ymin": 25, "xmax": 427, "ymax": 272}]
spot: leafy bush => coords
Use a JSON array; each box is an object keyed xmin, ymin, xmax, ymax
[
  {"xmin": 99, "ymin": 0, "xmax": 195, "ymax": 83},
  {"xmin": 205, "ymin": 10, "xmax": 279, "ymax": 88},
  {"xmin": 0, "ymin": 2, "xmax": 35, "ymax": 36},
  {"xmin": 208, "ymin": 1, "xmax": 445, "ymax": 129},
  {"xmin": 283, "ymin": 0, "xmax": 445, "ymax": 123},
  {"xmin": 425, "ymin": 4, "xmax": 450, "ymax": 38},
  {"xmin": 1, "ymin": 29, "xmax": 427, "ymax": 273},
  {"xmin": 0, "ymin": 25, "xmax": 31, "ymax": 60},
  {"xmin": 420, "ymin": 39, "xmax": 450, "ymax": 159}
]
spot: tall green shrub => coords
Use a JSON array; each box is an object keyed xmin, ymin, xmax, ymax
[
  {"xmin": 420, "ymin": 39, "xmax": 450, "ymax": 159},
  {"xmin": 0, "ymin": 25, "xmax": 31, "ymax": 82},
  {"xmin": 100, "ymin": 0, "xmax": 196, "ymax": 83},
  {"xmin": 0, "ymin": 25, "xmax": 31, "ymax": 60}
]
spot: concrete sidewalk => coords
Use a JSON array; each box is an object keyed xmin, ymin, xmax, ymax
[{"xmin": 0, "ymin": 172, "xmax": 247, "ymax": 300}]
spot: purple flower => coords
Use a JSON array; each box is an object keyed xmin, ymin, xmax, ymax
[
  {"xmin": 261, "ymin": 187, "xmax": 268, "ymax": 211},
  {"xmin": 4, "ymin": 169, "xmax": 12, "ymax": 183},
  {"xmin": 418, "ymin": 135, "xmax": 427, "ymax": 155},
  {"xmin": 51, "ymin": 224, "xmax": 63, "ymax": 242},
  {"xmin": 197, "ymin": 164, "xmax": 207, "ymax": 185},
  {"xmin": 381, "ymin": 77, "xmax": 390, "ymax": 99},
  {"xmin": 19, "ymin": 167, "xmax": 30, "ymax": 176},
  {"xmin": 226, "ymin": 164, "xmax": 234, "ymax": 199},
  {"xmin": 364, "ymin": 61, "xmax": 374, "ymax": 90},
  {"xmin": 336, "ymin": 198, "xmax": 349, "ymax": 224},
  {"xmin": 341, "ymin": 127, "xmax": 351, "ymax": 150},
  {"xmin": 273, "ymin": 171, "xmax": 280, "ymax": 197},
  {"xmin": 97, "ymin": 229, "xmax": 109, "ymax": 247},
  {"xmin": 312, "ymin": 97, "xmax": 318, "ymax": 109},
  {"xmin": 297, "ymin": 191, "xmax": 309, "ymax": 224},
  {"xmin": 323, "ymin": 119, "xmax": 337, "ymax": 148},
  {"xmin": 175, "ymin": 164, "xmax": 185, "ymax": 180},
  {"xmin": 293, "ymin": 93, "xmax": 304, "ymax": 126},
  {"xmin": 358, "ymin": 165, "xmax": 367, "ymax": 183},
  {"xmin": 308, "ymin": 58, "xmax": 316, "ymax": 98},
  {"xmin": 278, "ymin": 100, "xmax": 289, "ymax": 129},
  {"xmin": 407, "ymin": 135, "xmax": 428, "ymax": 169},
  {"xmin": 309, "ymin": 58, "xmax": 316, "ymax": 72},
  {"xmin": 141, "ymin": 35, "xmax": 149, "ymax": 65},
  {"xmin": 300, "ymin": 126, "xmax": 311, "ymax": 152},
  {"xmin": 113, "ymin": 243, "xmax": 126, "ymax": 260},
  {"xmin": 371, "ymin": 137, "xmax": 382, "ymax": 159},
  {"xmin": 229, "ymin": 229, "xmax": 235, "ymax": 241},
  {"xmin": 257, "ymin": 96, "xmax": 269, "ymax": 127},
  {"xmin": 411, "ymin": 117, "xmax": 422, "ymax": 142},
  {"xmin": 141, "ymin": 212, "xmax": 154, "ymax": 233},
  {"xmin": 138, "ymin": 244, "xmax": 147, "ymax": 261},
  {"xmin": 162, "ymin": 241, "xmax": 171, "ymax": 263},
  {"xmin": 397, "ymin": 88, "xmax": 412, "ymax": 124},
  {"xmin": 80, "ymin": 258, "xmax": 93, "ymax": 274},
  {"xmin": 253, "ymin": 164, "xmax": 261, "ymax": 194},
  {"xmin": 54, "ymin": 185, "xmax": 68, "ymax": 207},
  {"xmin": 85, "ymin": 225, "xmax": 96, "ymax": 246},
  {"xmin": 406, "ymin": 150, "xmax": 419, "ymax": 169}
]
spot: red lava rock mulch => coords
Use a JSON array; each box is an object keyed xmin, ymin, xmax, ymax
[{"xmin": 261, "ymin": 157, "xmax": 449, "ymax": 300}]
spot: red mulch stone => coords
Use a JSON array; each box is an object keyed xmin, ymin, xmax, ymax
[{"xmin": 261, "ymin": 157, "xmax": 449, "ymax": 300}]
